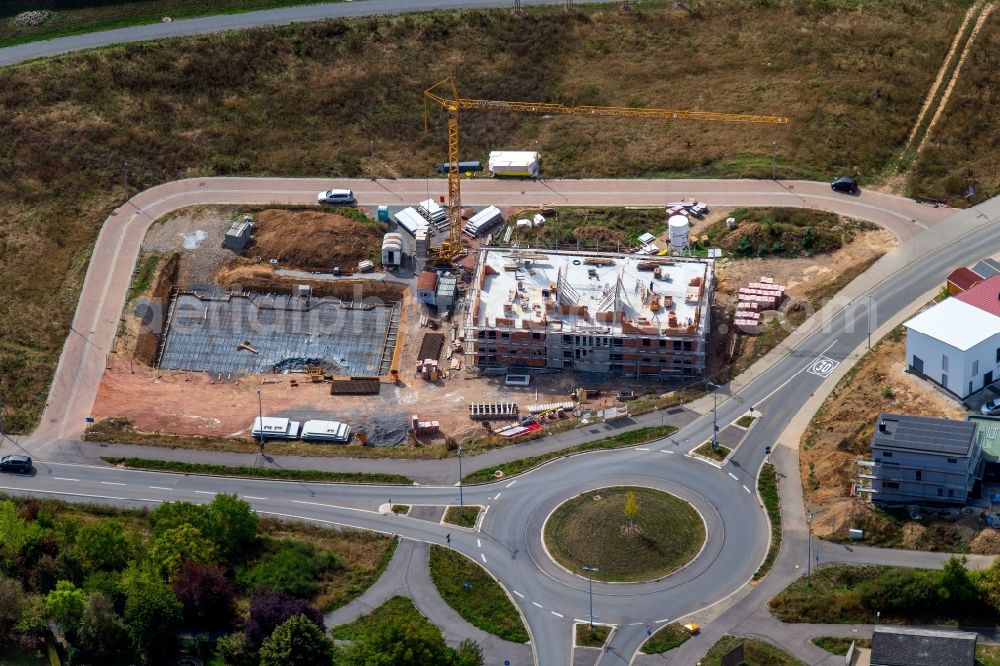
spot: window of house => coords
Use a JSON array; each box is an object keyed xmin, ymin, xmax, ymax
[
  {"xmin": 563, "ymin": 351, "xmax": 573, "ymax": 359},
  {"xmin": 563, "ymin": 335, "xmax": 572, "ymax": 344},
  {"xmin": 948, "ymin": 489, "xmax": 955, "ymax": 498},
  {"xmin": 973, "ymin": 360, "xmax": 980, "ymax": 376},
  {"xmin": 916, "ymin": 470, "xmax": 922, "ymax": 481},
  {"xmin": 938, "ymin": 488, "xmax": 944, "ymax": 497},
  {"xmin": 642, "ymin": 338, "xmax": 651, "ymax": 347},
  {"xmin": 996, "ymin": 346, "xmax": 1000, "ymax": 363},
  {"xmin": 883, "ymin": 451, "xmax": 893, "ymax": 458},
  {"xmin": 884, "ymin": 481, "xmax": 900, "ymax": 489},
  {"xmin": 942, "ymin": 354, "xmax": 949, "ymax": 371},
  {"xmin": 501, "ymin": 331, "xmax": 509, "ymax": 339},
  {"xmin": 532, "ymin": 332, "xmax": 541, "ymax": 340},
  {"xmin": 948, "ymin": 458, "xmax": 957, "ymax": 464}
]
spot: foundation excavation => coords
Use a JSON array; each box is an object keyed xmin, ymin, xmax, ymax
[{"xmin": 464, "ymin": 249, "xmax": 713, "ymax": 378}]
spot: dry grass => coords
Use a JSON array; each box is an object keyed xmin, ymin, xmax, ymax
[
  {"xmin": 0, "ymin": 1, "xmax": 965, "ymax": 432},
  {"xmin": 910, "ymin": 9, "xmax": 1000, "ymax": 205}
]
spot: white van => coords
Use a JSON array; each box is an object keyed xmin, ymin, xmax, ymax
[{"xmin": 317, "ymin": 188, "xmax": 355, "ymax": 205}]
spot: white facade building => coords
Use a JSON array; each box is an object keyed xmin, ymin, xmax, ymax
[{"xmin": 905, "ymin": 277, "xmax": 1000, "ymax": 400}]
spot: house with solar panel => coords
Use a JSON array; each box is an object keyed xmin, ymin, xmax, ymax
[{"xmin": 858, "ymin": 413, "xmax": 985, "ymax": 506}]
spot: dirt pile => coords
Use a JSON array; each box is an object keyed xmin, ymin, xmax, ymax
[
  {"xmin": 971, "ymin": 529, "xmax": 1000, "ymax": 555},
  {"xmin": 215, "ymin": 264, "xmax": 406, "ymax": 302},
  {"xmin": 248, "ymin": 209, "xmax": 384, "ymax": 271},
  {"xmin": 812, "ymin": 499, "xmax": 873, "ymax": 539}
]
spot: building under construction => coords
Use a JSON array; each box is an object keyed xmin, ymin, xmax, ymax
[{"xmin": 464, "ymin": 249, "xmax": 713, "ymax": 377}]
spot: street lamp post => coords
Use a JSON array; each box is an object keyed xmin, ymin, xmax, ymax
[
  {"xmin": 256, "ymin": 389, "xmax": 264, "ymax": 455},
  {"xmin": 706, "ymin": 381, "xmax": 719, "ymax": 450},
  {"xmin": 807, "ymin": 511, "xmax": 814, "ymax": 586},
  {"xmin": 583, "ymin": 566, "xmax": 599, "ymax": 628},
  {"xmin": 370, "ymin": 138, "xmax": 375, "ymax": 181},
  {"xmin": 458, "ymin": 445, "xmax": 465, "ymax": 513},
  {"xmin": 867, "ymin": 293, "xmax": 873, "ymax": 350},
  {"xmin": 123, "ymin": 161, "xmax": 130, "ymax": 203}
]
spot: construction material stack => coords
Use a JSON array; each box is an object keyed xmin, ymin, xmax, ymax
[{"xmin": 734, "ymin": 276, "xmax": 786, "ymax": 334}]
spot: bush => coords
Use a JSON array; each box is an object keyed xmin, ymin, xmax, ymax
[
  {"xmin": 258, "ymin": 614, "xmax": 334, "ymax": 666},
  {"xmin": 123, "ymin": 576, "xmax": 182, "ymax": 666},
  {"xmin": 244, "ymin": 589, "xmax": 324, "ymax": 652},
  {"xmin": 75, "ymin": 521, "xmax": 131, "ymax": 572},
  {"xmin": 240, "ymin": 540, "xmax": 339, "ymax": 598},
  {"xmin": 172, "ymin": 561, "xmax": 236, "ymax": 630}
]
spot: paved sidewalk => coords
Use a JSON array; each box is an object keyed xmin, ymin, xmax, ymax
[{"xmin": 325, "ymin": 538, "xmax": 533, "ymax": 664}]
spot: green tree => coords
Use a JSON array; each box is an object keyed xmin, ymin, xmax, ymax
[
  {"xmin": 0, "ymin": 577, "xmax": 25, "ymax": 640},
  {"xmin": 974, "ymin": 557, "xmax": 1000, "ymax": 611},
  {"xmin": 123, "ymin": 577, "xmax": 182, "ymax": 666},
  {"xmin": 453, "ymin": 638, "xmax": 485, "ymax": 666},
  {"xmin": 939, "ymin": 556, "xmax": 976, "ymax": 608},
  {"xmin": 45, "ymin": 580, "xmax": 87, "ymax": 630},
  {"xmin": 0, "ymin": 500, "xmax": 43, "ymax": 568},
  {"xmin": 258, "ymin": 614, "xmax": 334, "ymax": 666},
  {"xmin": 339, "ymin": 617, "xmax": 453, "ymax": 666},
  {"xmin": 623, "ymin": 490, "xmax": 639, "ymax": 531},
  {"xmin": 75, "ymin": 521, "xmax": 131, "ymax": 571},
  {"xmin": 148, "ymin": 524, "xmax": 217, "ymax": 577},
  {"xmin": 71, "ymin": 592, "xmax": 132, "ymax": 666},
  {"xmin": 206, "ymin": 494, "xmax": 258, "ymax": 562},
  {"xmin": 149, "ymin": 502, "xmax": 210, "ymax": 536}
]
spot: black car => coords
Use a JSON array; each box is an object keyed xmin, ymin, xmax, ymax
[
  {"xmin": 831, "ymin": 176, "xmax": 859, "ymax": 194},
  {"xmin": 0, "ymin": 454, "xmax": 32, "ymax": 473}
]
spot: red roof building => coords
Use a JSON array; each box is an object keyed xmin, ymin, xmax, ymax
[
  {"xmin": 956, "ymin": 274, "xmax": 1000, "ymax": 317},
  {"xmin": 947, "ymin": 267, "xmax": 984, "ymax": 295}
]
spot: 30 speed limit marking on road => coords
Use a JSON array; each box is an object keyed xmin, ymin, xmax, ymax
[{"xmin": 807, "ymin": 356, "xmax": 839, "ymax": 378}]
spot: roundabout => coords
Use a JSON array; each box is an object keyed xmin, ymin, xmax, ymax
[{"xmin": 542, "ymin": 486, "xmax": 706, "ymax": 583}]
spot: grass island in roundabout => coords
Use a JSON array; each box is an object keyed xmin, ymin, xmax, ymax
[{"xmin": 543, "ymin": 486, "xmax": 706, "ymax": 582}]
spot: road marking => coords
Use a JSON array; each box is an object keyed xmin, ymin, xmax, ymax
[
  {"xmin": 493, "ymin": 492, "xmax": 502, "ymax": 501},
  {"xmin": 551, "ymin": 611, "xmax": 564, "ymax": 618},
  {"xmin": 0, "ymin": 485, "xmax": 163, "ymax": 505},
  {"xmin": 148, "ymin": 486, "xmax": 172, "ymax": 491},
  {"xmin": 54, "ymin": 477, "xmax": 78, "ymax": 482},
  {"xmin": 243, "ymin": 495, "xmax": 268, "ymax": 500},
  {"xmin": 636, "ymin": 448, "xmax": 650, "ymax": 451},
  {"xmin": 532, "ymin": 602, "xmax": 543, "ymax": 609},
  {"xmin": 743, "ymin": 484, "xmax": 752, "ymax": 494},
  {"xmin": 727, "ymin": 472, "xmax": 738, "ymax": 481},
  {"xmin": 100, "ymin": 481, "xmax": 126, "ymax": 486},
  {"xmin": 753, "ymin": 338, "xmax": 839, "ymax": 407},
  {"xmin": 480, "ymin": 553, "xmax": 487, "ymax": 563},
  {"xmin": 290, "ymin": 500, "xmax": 378, "ymax": 514},
  {"xmin": 659, "ymin": 450, "xmax": 675, "ymax": 454},
  {"xmin": 807, "ymin": 355, "xmax": 840, "ymax": 378},
  {"xmin": 655, "ymin": 618, "xmax": 670, "ymax": 624},
  {"xmin": 627, "ymin": 622, "xmax": 644, "ymax": 626},
  {"xmin": 477, "ymin": 538, "xmax": 482, "ymax": 548},
  {"xmin": 506, "ymin": 480, "xmax": 517, "ymax": 488},
  {"xmin": 513, "ymin": 590, "xmax": 525, "ymax": 598},
  {"xmin": 194, "ymin": 490, "xmax": 215, "ymax": 495}
]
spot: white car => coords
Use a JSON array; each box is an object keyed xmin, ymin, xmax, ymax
[
  {"xmin": 317, "ymin": 188, "xmax": 355, "ymax": 205},
  {"xmin": 981, "ymin": 398, "xmax": 1000, "ymax": 416}
]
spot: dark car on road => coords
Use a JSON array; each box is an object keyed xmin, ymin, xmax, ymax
[
  {"xmin": 0, "ymin": 455, "xmax": 32, "ymax": 473},
  {"xmin": 831, "ymin": 176, "xmax": 860, "ymax": 194}
]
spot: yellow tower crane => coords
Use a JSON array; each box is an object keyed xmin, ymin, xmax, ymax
[{"xmin": 423, "ymin": 76, "xmax": 789, "ymax": 263}]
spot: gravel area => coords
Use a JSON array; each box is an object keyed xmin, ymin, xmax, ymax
[{"xmin": 142, "ymin": 206, "xmax": 247, "ymax": 290}]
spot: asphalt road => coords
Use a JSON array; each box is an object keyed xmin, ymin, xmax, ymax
[
  {"xmin": 4, "ymin": 173, "xmax": 996, "ymax": 662},
  {"xmin": 0, "ymin": 0, "xmax": 616, "ymax": 67}
]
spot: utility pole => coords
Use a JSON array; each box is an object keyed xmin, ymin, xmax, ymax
[
  {"xmin": 807, "ymin": 511, "xmax": 814, "ymax": 586},
  {"xmin": 771, "ymin": 142, "xmax": 776, "ymax": 180},
  {"xmin": 370, "ymin": 138, "xmax": 375, "ymax": 181},
  {"xmin": 123, "ymin": 160, "xmax": 130, "ymax": 203},
  {"xmin": 867, "ymin": 294, "xmax": 873, "ymax": 350},
  {"xmin": 458, "ymin": 445, "xmax": 465, "ymax": 513},
  {"xmin": 707, "ymin": 381, "xmax": 719, "ymax": 450},
  {"xmin": 583, "ymin": 566, "xmax": 599, "ymax": 627},
  {"xmin": 0, "ymin": 390, "xmax": 4, "ymax": 441}
]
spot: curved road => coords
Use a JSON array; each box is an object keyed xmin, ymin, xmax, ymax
[{"xmin": 6, "ymin": 173, "xmax": 996, "ymax": 664}]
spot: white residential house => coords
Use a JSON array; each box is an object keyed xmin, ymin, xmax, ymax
[
  {"xmin": 904, "ymin": 275, "xmax": 1000, "ymax": 400},
  {"xmin": 860, "ymin": 413, "xmax": 983, "ymax": 506}
]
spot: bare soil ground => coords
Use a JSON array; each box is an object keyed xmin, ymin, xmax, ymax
[
  {"xmin": 143, "ymin": 205, "xmax": 244, "ymax": 288},
  {"xmin": 242, "ymin": 208, "xmax": 384, "ymax": 272},
  {"xmin": 802, "ymin": 326, "xmax": 974, "ymax": 547}
]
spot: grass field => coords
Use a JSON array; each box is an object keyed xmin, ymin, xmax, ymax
[
  {"xmin": 0, "ymin": 0, "xmax": 967, "ymax": 433},
  {"xmin": 753, "ymin": 463, "xmax": 781, "ymax": 581},
  {"xmin": 543, "ymin": 486, "xmax": 705, "ymax": 582},
  {"xmin": 576, "ymin": 624, "xmax": 611, "ymax": 648},
  {"xmin": 462, "ymin": 425, "xmax": 675, "ymax": 484},
  {"xmin": 736, "ymin": 414, "xmax": 757, "ymax": 428},
  {"xmin": 701, "ymin": 635, "xmax": 805, "ymax": 666},
  {"xmin": 428, "ymin": 545, "xmax": 529, "ymax": 643},
  {"xmin": 443, "ymin": 505, "xmax": 481, "ymax": 529},
  {"xmin": 640, "ymin": 623, "xmax": 692, "ymax": 654},
  {"xmin": 330, "ymin": 595, "xmax": 432, "ymax": 641},
  {"xmin": 102, "ymin": 456, "xmax": 413, "ymax": 485},
  {"xmin": 980, "ymin": 644, "xmax": 1000, "ymax": 666}
]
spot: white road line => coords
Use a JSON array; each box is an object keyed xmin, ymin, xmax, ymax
[
  {"xmin": 290, "ymin": 500, "xmax": 379, "ymax": 514},
  {"xmin": 532, "ymin": 602, "xmax": 543, "ymax": 609},
  {"xmin": 53, "ymin": 477, "xmax": 79, "ymax": 482},
  {"xmin": 243, "ymin": 495, "xmax": 268, "ymax": 500},
  {"xmin": 655, "ymin": 618, "xmax": 670, "ymax": 624},
  {"xmin": 513, "ymin": 590, "xmax": 525, "ymax": 598},
  {"xmin": 477, "ymin": 538, "xmax": 482, "ymax": 548},
  {"xmin": 727, "ymin": 472, "xmax": 738, "ymax": 481},
  {"xmin": 194, "ymin": 490, "xmax": 215, "ymax": 495},
  {"xmin": 148, "ymin": 486, "xmax": 172, "ymax": 491},
  {"xmin": 627, "ymin": 622, "xmax": 644, "ymax": 626},
  {"xmin": 743, "ymin": 484, "xmax": 752, "ymax": 494},
  {"xmin": 636, "ymin": 448, "xmax": 650, "ymax": 451},
  {"xmin": 480, "ymin": 553, "xmax": 487, "ymax": 563},
  {"xmin": 100, "ymin": 481, "xmax": 126, "ymax": 486},
  {"xmin": 659, "ymin": 450, "xmax": 675, "ymax": 454},
  {"xmin": 493, "ymin": 492, "xmax": 502, "ymax": 501},
  {"xmin": 506, "ymin": 480, "xmax": 517, "ymax": 488},
  {"xmin": 0, "ymin": 485, "xmax": 163, "ymax": 504},
  {"xmin": 551, "ymin": 611, "xmax": 564, "ymax": 618}
]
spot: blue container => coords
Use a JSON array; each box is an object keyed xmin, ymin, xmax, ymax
[{"xmin": 377, "ymin": 205, "xmax": 390, "ymax": 222}]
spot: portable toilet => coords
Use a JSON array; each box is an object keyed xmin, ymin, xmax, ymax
[{"xmin": 377, "ymin": 205, "xmax": 390, "ymax": 222}]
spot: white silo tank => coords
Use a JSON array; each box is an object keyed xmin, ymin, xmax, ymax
[{"xmin": 668, "ymin": 215, "xmax": 690, "ymax": 249}]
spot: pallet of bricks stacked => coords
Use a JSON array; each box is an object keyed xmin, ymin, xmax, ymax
[{"xmin": 734, "ymin": 276, "xmax": 785, "ymax": 334}]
